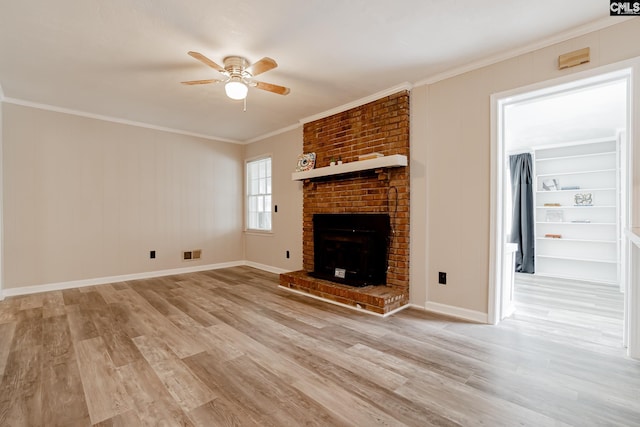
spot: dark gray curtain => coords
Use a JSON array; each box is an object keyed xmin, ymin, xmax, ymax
[{"xmin": 509, "ymin": 153, "xmax": 535, "ymax": 273}]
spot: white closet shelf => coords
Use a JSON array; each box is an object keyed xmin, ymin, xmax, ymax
[
  {"xmin": 536, "ymin": 237, "xmax": 616, "ymax": 244},
  {"xmin": 534, "ymin": 272, "xmax": 617, "ymax": 285},
  {"xmin": 536, "ymin": 205, "xmax": 616, "ymax": 209},
  {"xmin": 537, "ymin": 168, "xmax": 616, "ymax": 178},
  {"xmin": 536, "ymin": 255, "xmax": 617, "ymax": 264},
  {"xmin": 535, "ymin": 151, "xmax": 616, "ymax": 162},
  {"xmin": 536, "ymin": 221, "xmax": 616, "ymax": 225},
  {"xmin": 536, "ymin": 188, "xmax": 616, "ymax": 193},
  {"xmin": 291, "ymin": 154, "xmax": 407, "ymax": 181}
]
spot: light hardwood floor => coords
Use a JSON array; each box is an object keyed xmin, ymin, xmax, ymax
[{"xmin": 0, "ymin": 266, "xmax": 638, "ymax": 426}]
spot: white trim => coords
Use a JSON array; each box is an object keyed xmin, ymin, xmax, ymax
[
  {"xmin": 490, "ymin": 63, "xmax": 636, "ymax": 324},
  {"xmin": 244, "ymin": 261, "xmax": 288, "ymax": 275},
  {"xmin": 1, "ymin": 261, "xmax": 245, "ymax": 297},
  {"xmin": 418, "ymin": 301, "xmax": 488, "ymax": 323},
  {"xmin": 626, "ymin": 229, "xmax": 640, "ymax": 359},
  {"xmin": 0, "ymin": 94, "xmax": 3, "ymax": 301},
  {"xmin": 245, "ymin": 123, "xmax": 301, "ymax": 144},
  {"xmin": 253, "ymin": 17, "xmax": 634, "ymax": 145},
  {"xmin": 489, "ymin": 58, "xmax": 639, "ymax": 358},
  {"xmin": 243, "ymin": 230, "xmax": 274, "ymax": 236},
  {"xmin": 278, "ymin": 285, "xmax": 410, "ymax": 317},
  {"xmin": 488, "ymin": 90, "xmax": 503, "ymax": 325},
  {"xmin": 626, "ymin": 228, "xmax": 640, "ymax": 247},
  {"xmin": 245, "ymin": 155, "xmax": 273, "ymax": 232},
  {"xmin": 1, "ymin": 97, "xmax": 242, "ymax": 144},
  {"xmin": 244, "ymin": 152, "xmax": 273, "ymax": 163},
  {"xmin": 414, "ymin": 17, "xmax": 633, "ymax": 87},
  {"xmin": 0, "ymin": 260, "xmax": 290, "ymax": 298},
  {"xmin": 299, "ymin": 82, "xmax": 413, "ymax": 125}
]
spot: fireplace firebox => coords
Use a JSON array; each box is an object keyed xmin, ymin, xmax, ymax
[{"xmin": 312, "ymin": 213, "xmax": 391, "ymax": 287}]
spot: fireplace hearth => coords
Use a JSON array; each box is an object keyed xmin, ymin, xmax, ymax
[
  {"xmin": 280, "ymin": 91, "xmax": 409, "ymax": 315},
  {"xmin": 312, "ymin": 213, "xmax": 390, "ymax": 287}
]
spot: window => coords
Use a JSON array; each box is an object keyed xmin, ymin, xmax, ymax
[{"xmin": 246, "ymin": 156, "xmax": 272, "ymax": 231}]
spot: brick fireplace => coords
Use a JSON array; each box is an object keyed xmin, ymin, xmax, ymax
[{"xmin": 280, "ymin": 90, "xmax": 410, "ymax": 315}]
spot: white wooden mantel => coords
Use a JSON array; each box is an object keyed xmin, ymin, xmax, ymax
[{"xmin": 291, "ymin": 154, "xmax": 408, "ymax": 181}]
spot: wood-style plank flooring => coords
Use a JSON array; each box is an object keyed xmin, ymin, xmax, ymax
[
  {"xmin": 513, "ymin": 274, "xmax": 625, "ymax": 355},
  {"xmin": 0, "ymin": 266, "xmax": 639, "ymax": 426}
]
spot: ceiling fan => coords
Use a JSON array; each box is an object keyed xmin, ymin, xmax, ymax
[{"xmin": 181, "ymin": 51, "xmax": 290, "ymax": 100}]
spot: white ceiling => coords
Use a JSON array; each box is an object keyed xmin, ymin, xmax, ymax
[
  {"xmin": 505, "ymin": 77, "xmax": 628, "ymax": 151},
  {"xmin": 0, "ymin": 1, "xmax": 617, "ymax": 142}
]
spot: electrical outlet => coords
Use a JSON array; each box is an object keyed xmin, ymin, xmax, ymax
[
  {"xmin": 438, "ymin": 272, "xmax": 447, "ymax": 285},
  {"xmin": 183, "ymin": 251, "xmax": 192, "ymax": 260},
  {"xmin": 150, "ymin": 250, "xmax": 156, "ymax": 259},
  {"xmin": 286, "ymin": 250, "xmax": 290, "ymax": 259}
]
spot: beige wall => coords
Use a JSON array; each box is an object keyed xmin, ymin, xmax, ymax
[
  {"xmin": 411, "ymin": 19, "xmax": 640, "ymax": 312},
  {"xmin": 243, "ymin": 127, "xmax": 303, "ymax": 272},
  {"xmin": 2, "ymin": 104, "xmax": 244, "ymax": 289},
  {"xmin": 3, "ymin": 20, "xmax": 639, "ymax": 312}
]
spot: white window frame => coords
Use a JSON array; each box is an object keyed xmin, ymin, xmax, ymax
[{"xmin": 245, "ymin": 155, "xmax": 272, "ymax": 232}]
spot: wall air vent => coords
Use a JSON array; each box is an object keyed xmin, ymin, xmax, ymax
[{"xmin": 183, "ymin": 249, "xmax": 202, "ymax": 261}]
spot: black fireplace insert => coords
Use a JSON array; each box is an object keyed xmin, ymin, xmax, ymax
[{"xmin": 312, "ymin": 213, "xmax": 391, "ymax": 287}]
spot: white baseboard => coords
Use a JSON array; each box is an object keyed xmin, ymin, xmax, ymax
[
  {"xmin": 244, "ymin": 261, "xmax": 290, "ymax": 275},
  {"xmin": 414, "ymin": 301, "xmax": 489, "ymax": 324},
  {"xmin": 1, "ymin": 261, "xmax": 246, "ymax": 297}
]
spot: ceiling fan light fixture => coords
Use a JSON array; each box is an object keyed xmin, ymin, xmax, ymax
[
  {"xmin": 225, "ymin": 79, "xmax": 248, "ymax": 100},
  {"xmin": 184, "ymin": 52, "xmax": 289, "ymax": 99}
]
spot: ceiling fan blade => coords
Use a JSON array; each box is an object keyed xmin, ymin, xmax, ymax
[
  {"xmin": 254, "ymin": 81, "xmax": 290, "ymax": 95},
  {"xmin": 246, "ymin": 57, "xmax": 277, "ymax": 77},
  {"xmin": 181, "ymin": 79, "xmax": 223, "ymax": 85},
  {"xmin": 187, "ymin": 51, "xmax": 226, "ymax": 73}
]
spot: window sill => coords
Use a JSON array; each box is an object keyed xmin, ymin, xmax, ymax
[{"xmin": 244, "ymin": 230, "xmax": 274, "ymax": 236}]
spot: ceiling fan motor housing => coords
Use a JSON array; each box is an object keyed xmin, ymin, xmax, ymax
[{"xmin": 224, "ymin": 56, "xmax": 251, "ymax": 79}]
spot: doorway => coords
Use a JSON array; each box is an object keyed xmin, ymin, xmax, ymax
[{"xmin": 490, "ymin": 66, "xmax": 634, "ymax": 354}]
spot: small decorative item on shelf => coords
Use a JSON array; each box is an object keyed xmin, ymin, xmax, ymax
[
  {"xmin": 545, "ymin": 233, "xmax": 562, "ymax": 239},
  {"xmin": 546, "ymin": 210, "xmax": 564, "ymax": 222},
  {"xmin": 574, "ymin": 193, "xmax": 593, "ymax": 206},
  {"xmin": 544, "ymin": 203, "xmax": 561, "ymax": 207},
  {"xmin": 542, "ymin": 178, "xmax": 559, "ymax": 191},
  {"xmin": 358, "ymin": 152, "xmax": 384, "ymax": 161},
  {"xmin": 329, "ymin": 157, "xmax": 336, "ymax": 166},
  {"xmin": 295, "ymin": 152, "xmax": 316, "ymax": 172},
  {"xmin": 337, "ymin": 156, "xmax": 343, "ymax": 165}
]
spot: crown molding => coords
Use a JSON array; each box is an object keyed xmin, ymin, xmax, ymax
[
  {"xmin": 245, "ymin": 122, "xmax": 301, "ymax": 144},
  {"xmin": 298, "ymin": 82, "xmax": 413, "ymax": 125},
  {"xmin": 414, "ymin": 16, "xmax": 635, "ymax": 87},
  {"xmin": 250, "ymin": 17, "xmax": 630, "ymax": 144},
  {"xmin": 4, "ymin": 17, "xmax": 632, "ymax": 146},
  {"xmin": 1, "ymin": 97, "xmax": 243, "ymax": 144},
  {"xmin": 244, "ymin": 81, "xmax": 413, "ymax": 145}
]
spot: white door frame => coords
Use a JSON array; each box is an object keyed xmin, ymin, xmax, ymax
[
  {"xmin": 0, "ymin": 93, "xmax": 4, "ymax": 302},
  {"xmin": 489, "ymin": 59, "xmax": 639, "ymax": 359}
]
